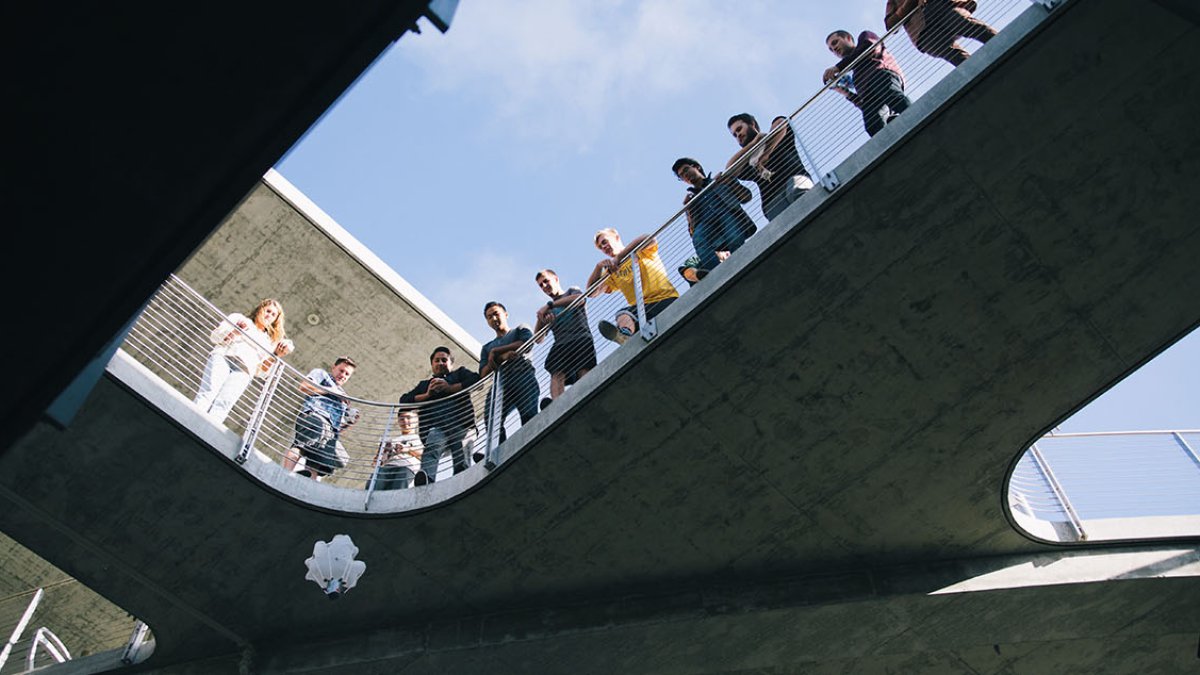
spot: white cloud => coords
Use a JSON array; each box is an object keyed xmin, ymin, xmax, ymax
[
  {"xmin": 403, "ymin": 0, "xmax": 822, "ymax": 148},
  {"xmin": 431, "ymin": 250, "xmax": 550, "ymax": 346}
]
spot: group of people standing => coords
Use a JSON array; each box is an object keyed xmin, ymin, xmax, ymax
[{"xmin": 189, "ymin": 0, "xmax": 1001, "ymax": 490}]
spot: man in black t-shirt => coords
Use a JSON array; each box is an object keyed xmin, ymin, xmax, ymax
[
  {"xmin": 725, "ymin": 113, "xmax": 815, "ymax": 222},
  {"xmin": 398, "ymin": 346, "xmax": 481, "ymax": 485}
]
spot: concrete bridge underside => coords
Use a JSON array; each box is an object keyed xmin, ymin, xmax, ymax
[{"xmin": 2, "ymin": 0, "xmax": 1199, "ymax": 672}]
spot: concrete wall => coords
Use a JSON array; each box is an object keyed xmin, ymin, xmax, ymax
[
  {"xmin": 174, "ymin": 171, "xmax": 481, "ymax": 406},
  {"xmin": 0, "ymin": 534, "xmax": 136, "ymax": 673}
]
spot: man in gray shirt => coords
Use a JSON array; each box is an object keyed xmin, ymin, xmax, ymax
[
  {"xmin": 480, "ymin": 301, "xmax": 539, "ymax": 445},
  {"xmin": 534, "ymin": 269, "xmax": 597, "ymax": 408}
]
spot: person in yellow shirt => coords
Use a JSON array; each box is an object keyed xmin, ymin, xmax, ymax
[{"xmin": 587, "ymin": 228, "xmax": 680, "ymax": 344}]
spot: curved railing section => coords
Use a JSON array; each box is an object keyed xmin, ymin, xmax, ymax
[
  {"xmin": 118, "ymin": 0, "xmax": 1041, "ymax": 510},
  {"xmin": 1009, "ymin": 430, "xmax": 1200, "ymax": 542}
]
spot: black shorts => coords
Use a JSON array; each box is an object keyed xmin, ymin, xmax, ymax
[
  {"xmin": 545, "ymin": 337, "xmax": 598, "ymax": 384},
  {"xmin": 293, "ymin": 410, "xmax": 343, "ymax": 476}
]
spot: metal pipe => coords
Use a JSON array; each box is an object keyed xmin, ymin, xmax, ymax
[
  {"xmin": 236, "ymin": 360, "xmax": 284, "ymax": 464},
  {"xmin": 1029, "ymin": 443, "xmax": 1087, "ymax": 541},
  {"xmin": 363, "ymin": 405, "xmax": 398, "ymax": 510},
  {"xmin": 0, "ymin": 588, "xmax": 43, "ymax": 671}
]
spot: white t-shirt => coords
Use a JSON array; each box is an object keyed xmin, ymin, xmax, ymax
[
  {"xmin": 209, "ymin": 312, "xmax": 276, "ymax": 375},
  {"xmin": 383, "ymin": 432, "xmax": 423, "ymax": 471}
]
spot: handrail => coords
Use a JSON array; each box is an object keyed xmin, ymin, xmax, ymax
[{"xmin": 1010, "ymin": 429, "xmax": 1200, "ymax": 542}]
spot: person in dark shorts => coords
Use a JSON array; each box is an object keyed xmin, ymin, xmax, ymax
[
  {"xmin": 287, "ymin": 356, "xmax": 358, "ymax": 480},
  {"xmin": 587, "ymin": 228, "xmax": 680, "ymax": 345},
  {"xmin": 534, "ymin": 268, "xmax": 598, "ymax": 407}
]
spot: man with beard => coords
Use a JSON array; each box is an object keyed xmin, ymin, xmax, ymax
[
  {"xmin": 399, "ymin": 346, "xmax": 481, "ymax": 485},
  {"xmin": 724, "ymin": 113, "xmax": 815, "ymax": 222},
  {"xmin": 822, "ymin": 29, "xmax": 911, "ymax": 137}
]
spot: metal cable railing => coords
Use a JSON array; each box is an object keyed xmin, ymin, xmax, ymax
[
  {"xmin": 117, "ymin": 2, "xmax": 1044, "ymax": 509},
  {"xmin": 1009, "ymin": 430, "xmax": 1200, "ymax": 541},
  {"xmin": 0, "ymin": 586, "xmax": 149, "ymax": 675}
]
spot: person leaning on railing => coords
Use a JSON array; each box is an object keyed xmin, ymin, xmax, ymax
[
  {"xmin": 672, "ymin": 157, "xmax": 757, "ymax": 285},
  {"xmin": 724, "ymin": 113, "xmax": 815, "ymax": 222},
  {"xmin": 823, "ymin": 29, "xmax": 912, "ymax": 137},
  {"xmin": 589, "ymin": 228, "xmax": 679, "ymax": 345},
  {"xmin": 193, "ymin": 298, "xmax": 294, "ymax": 424},
  {"xmin": 534, "ymin": 269, "xmax": 596, "ymax": 408},
  {"xmin": 398, "ymin": 346, "xmax": 481, "ymax": 486},
  {"xmin": 479, "ymin": 301, "xmax": 539, "ymax": 445},
  {"xmin": 285, "ymin": 356, "xmax": 359, "ymax": 480},
  {"xmin": 372, "ymin": 410, "xmax": 423, "ymax": 491},
  {"xmin": 884, "ymin": 0, "xmax": 996, "ymax": 67}
]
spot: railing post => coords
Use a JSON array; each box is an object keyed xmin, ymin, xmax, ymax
[
  {"xmin": 236, "ymin": 360, "xmax": 283, "ymax": 464},
  {"xmin": 485, "ymin": 374, "xmax": 503, "ymax": 469},
  {"xmin": 0, "ymin": 588, "xmax": 42, "ymax": 672},
  {"xmin": 1029, "ymin": 443, "xmax": 1087, "ymax": 541},
  {"xmin": 1171, "ymin": 432, "xmax": 1200, "ymax": 471},
  {"xmin": 363, "ymin": 405, "xmax": 397, "ymax": 510},
  {"xmin": 120, "ymin": 621, "xmax": 150, "ymax": 665},
  {"xmin": 792, "ymin": 125, "xmax": 838, "ymax": 192},
  {"xmin": 630, "ymin": 254, "xmax": 656, "ymax": 341}
]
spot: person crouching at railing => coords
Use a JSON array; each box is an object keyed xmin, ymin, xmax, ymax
[
  {"xmin": 534, "ymin": 269, "xmax": 597, "ymax": 408},
  {"xmin": 885, "ymin": 0, "xmax": 996, "ymax": 67},
  {"xmin": 480, "ymin": 302, "xmax": 539, "ymax": 446},
  {"xmin": 672, "ymin": 157, "xmax": 757, "ymax": 285},
  {"xmin": 194, "ymin": 298, "xmax": 294, "ymax": 424},
  {"xmin": 823, "ymin": 29, "xmax": 912, "ymax": 137},
  {"xmin": 724, "ymin": 113, "xmax": 815, "ymax": 222},
  {"xmin": 399, "ymin": 347, "xmax": 481, "ymax": 486},
  {"xmin": 285, "ymin": 356, "xmax": 359, "ymax": 480},
  {"xmin": 588, "ymin": 228, "xmax": 679, "ymax": 345},
  {"xmin": 373, "ymin": 410, "xmax": 423, "ymax": 490}
]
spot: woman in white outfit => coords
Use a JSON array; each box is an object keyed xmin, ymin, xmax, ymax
[{"xmin": 194, "ymin": 298, "xmax": 294, "ymax": 424}]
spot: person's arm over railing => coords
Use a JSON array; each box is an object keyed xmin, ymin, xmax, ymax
[
  {"xmin": 480, "ymin": 326, "xmax": 534, "ymax": 377},
  {"xmin": 399, "ymin": 380, "xmax": 432, "ymax": 404},
  {"xmin": 885, "ymin": 0, "xmax": 918, "ymax": 30},
  {"xmin": 715, "ymin": 171, "xmax": 753, "ymax": 203},
  {"xmin": 587, "ymin": 260, "xmax": 615, "ymax": 298},
  {"xmin": 757, "ymin": 117, "xmax": 792, "ymax": 171}
]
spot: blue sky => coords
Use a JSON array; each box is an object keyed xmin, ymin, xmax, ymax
[{"xmin": 275, "ymin": 0, "xmax": 1197, "ymax": 435}]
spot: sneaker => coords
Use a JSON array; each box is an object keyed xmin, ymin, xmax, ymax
[
  {"xmin": 472, "ymin": 451, "xmax": 486, "ymax": 464},
  {"xmin": 540, "ymin": 396, "xmax": 553, "ymax": 411},
  {"xmin": 599, "ymin": 320, "xmax": 630, "ymax": 345},
  {"xmin": 413, "ymin": 471, "xmax": 429, "ymax": 486}
]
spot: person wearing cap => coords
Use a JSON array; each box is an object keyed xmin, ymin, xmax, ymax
[{"xmin": 672, "ymin": 157, "xmax": 757, "ymax": 284}]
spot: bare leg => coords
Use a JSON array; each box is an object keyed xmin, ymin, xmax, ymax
[
  {"xmin": 616, "ymin": 313, "xmax": 637, "ymax": 334},
  {"xmin": 550, "ymin": 371, "xmax": 566, "ymax": 398},
  {"xmin": 282, "ymin": 447, "xmax": 301, "ymax": 472}
]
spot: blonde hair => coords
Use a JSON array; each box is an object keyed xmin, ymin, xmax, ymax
[
  {"xmin": 594, "ymin": 228, "xmax": 620, "ymax": 250},
  {"xmin": 249, "ymin": 298, "xmax": 286, "ymax": 343}
]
